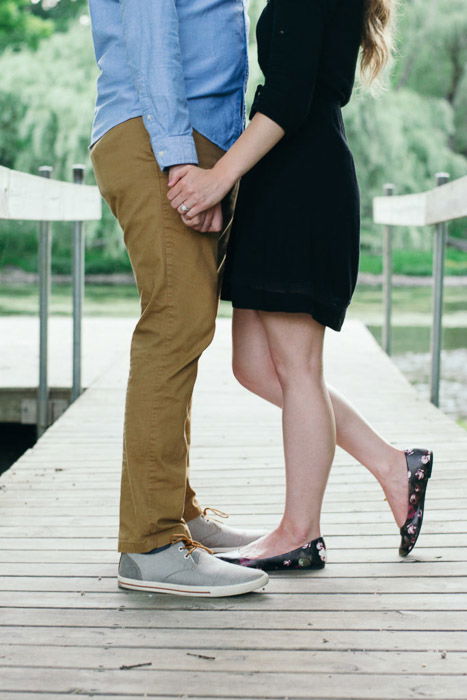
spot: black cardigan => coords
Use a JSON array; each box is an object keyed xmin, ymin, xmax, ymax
[{"xmin": 250, "ymin": 0, "xmax": 365, "ymax": 134}]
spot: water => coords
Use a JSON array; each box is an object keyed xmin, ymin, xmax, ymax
[
  {"xmin": 368, "ymin": 325, "xmax": 467, "ymax": 423},
  {"xmin": 0, "ymin": 423, "xmax": 36, "ymax": 476}
]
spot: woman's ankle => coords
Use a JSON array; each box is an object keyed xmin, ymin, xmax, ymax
[
  {"xmin": 276, "ymin": 520, "xmax": 321, "ymax": 547},
  {"xmin": 370, "ymin": 447, "xmax": 406, "ymax": 486}
]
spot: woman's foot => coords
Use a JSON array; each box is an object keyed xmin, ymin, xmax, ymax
[
  {"xmin": 225, "ymin": 524, "xmax": 321, "ymax": 561},
  {"xmin": 377, "ymin": 448, "xmax": 410, "ymax": 528},
  {"xmin": 217, "ymin": 536, "xmax": 326, "ymax": 572},
  {"xmin": 399, "ymin": 448, "xmax": 433, "ymax": 556}
]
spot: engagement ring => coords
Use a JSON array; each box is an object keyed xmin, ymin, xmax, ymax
[{"xmin": 179, "ymin": 204, "xmax": 189, "ymax": 214}]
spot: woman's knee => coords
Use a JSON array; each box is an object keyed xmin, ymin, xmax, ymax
[
  {"xmin": 271, "ymin": 351, "xmax": 324, "ymax": 388},
  {"xmin": 232, "ymin": 355, "xmax": 257, "ymax": 390}
]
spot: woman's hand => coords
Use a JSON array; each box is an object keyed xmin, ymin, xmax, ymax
[{"xmin": 167, "ymin": 164, "xmax": 235, "ymax": 219}]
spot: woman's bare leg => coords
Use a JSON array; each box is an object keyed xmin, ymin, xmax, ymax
[
  {"xmin": 235, "ymin": 310, "xmax": 335, "ymax": 558},
  {"xmin": 232, "ymin": 309, "xmax": 409, "ymax": 529}
]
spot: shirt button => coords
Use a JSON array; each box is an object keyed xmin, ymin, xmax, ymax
[
  {"xmin": 147, "ymin": 114, "xmax": 153, "ymax": 121},
  {"xmin": 158, "ymin": 150, "xmax": 165, "ymax": 156}
]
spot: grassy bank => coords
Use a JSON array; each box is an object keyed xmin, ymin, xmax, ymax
[
  {"xmin": 1, "ymin": 280, "xmax": 466, "ymax": 323},
  {"xmin": 1, "ymin": 234, "xmax": 467, "ymax": 277}
]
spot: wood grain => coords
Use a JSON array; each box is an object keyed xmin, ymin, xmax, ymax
[{"xmin": 0, "ymin": 318, "xmax": 466, "ymax": 699}]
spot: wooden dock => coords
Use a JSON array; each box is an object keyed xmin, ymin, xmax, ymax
[{"xmin": 1, "ymin": 317, "xmax": 467, "ymax": 699}]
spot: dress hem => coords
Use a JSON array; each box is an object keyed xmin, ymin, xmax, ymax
[{"xmin": 221, "ymin": 285, "xmax": 349, "ymax": 332}]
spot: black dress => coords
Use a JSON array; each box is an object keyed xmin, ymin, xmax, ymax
[{"xmin": 221, "ymin": 0, "xmax": 364, "ymax": 331}]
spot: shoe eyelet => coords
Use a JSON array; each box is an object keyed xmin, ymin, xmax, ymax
[{"xmin": 178, "ymin": 546, "xmax": 184, "ymax": 552}]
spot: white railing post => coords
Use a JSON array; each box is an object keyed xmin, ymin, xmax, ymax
[
  {"xmin": 382, "ymin": 183, "xmax": 395, "ymax": 355},
  {"xmin": 71, "ymin": 164, "xmax": 86, "ymax": 403},
  {"xmin": 37, "ymin": 165, "xmax": 53, "ymax": 438},
  {"xmin": 430, "ymin": 171, "xmax": 450, "ymax": 407}
]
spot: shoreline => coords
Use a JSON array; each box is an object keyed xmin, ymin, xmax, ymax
[{"xmin": 1, "ymin": 268, "xmax": 467, "ymax": 287}]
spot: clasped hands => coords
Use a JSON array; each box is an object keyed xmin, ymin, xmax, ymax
[{"xmin": 167, "ymin": 164, "xmax": 234, "ymax": 233}]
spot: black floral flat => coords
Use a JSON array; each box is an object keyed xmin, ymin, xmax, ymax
[
  {"xmin": 399, "ymin": 448, "xmax": 434, "ymax": 557},
  {"xmin": 216, "ymin": 536, "xmax": 326, "ymax": 572}
]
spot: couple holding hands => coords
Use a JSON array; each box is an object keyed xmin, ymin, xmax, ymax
[{"xmin": 89, "ymin": 0, "xmax": 432, "ymax": 597}]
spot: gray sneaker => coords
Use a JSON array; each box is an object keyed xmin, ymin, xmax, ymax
[
  {"xmin": 187, "ymin": 508, "xmax": 265, "ymax": 553},
  {"xmin": 118, "ymin": 539, "xmax": 269, "ymax": 597}
]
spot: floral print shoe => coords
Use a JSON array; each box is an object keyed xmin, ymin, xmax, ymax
[
  {"xmin": 399, "ymin": 448, "xmax": 434, "ymax": 557},
  {"xmin": 216, "ymin": 536, "xmax": 326, "ymax": 572}
]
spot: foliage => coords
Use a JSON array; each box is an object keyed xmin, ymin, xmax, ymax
[
  {"xmin": 344, "ymin": 88, "xmax": 467, "ymax": 250},
  {"xmin": 0, "ymin": 23, "xmax": 118, "ymax": 260},
  {"xmin": 0, "ymin": 0, "xmax": 88, "ymax": 53},
  {"xmin": 392, "ymin": 0, "xmax": 467, "ymax": 154},
  {"xmin": 31, "ymin": 0, "xmax": 88, "ymax": 33},
  {"xmin": 0, "ymin": 0, "xmax": 465, "ymax": 272},
  {"xmin": 0, "ymin": 0, "xmax": 52, "ymax": 52}
]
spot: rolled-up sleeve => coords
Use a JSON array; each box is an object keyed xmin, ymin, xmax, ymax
[
  {"xmin": 119, "ymin": 0, "xmax": 198, "ymax": 169},
  {"xmin": 250, "ymin": 0, "xmax": 328, "ymax": 134}
]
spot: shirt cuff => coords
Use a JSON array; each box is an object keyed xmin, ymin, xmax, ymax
[
  {"xmin": 148, "ymin": 132, "xmax": 199, "ymax": 170},
  {"xmin": 249, "ymin": 83, "xmax": 310, "ymax": 134}
]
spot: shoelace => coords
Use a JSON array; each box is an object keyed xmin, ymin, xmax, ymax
[
  {"xmin": 170, "ymin": 535, "xmax": 213, "ymax": 557},
  {"xmin": 202, "ymin": 506, "xmax": 229, "ymax": 523}
]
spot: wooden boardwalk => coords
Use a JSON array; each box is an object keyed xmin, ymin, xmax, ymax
[{"xmin": 1, "ymin": 317, "xmax": 467, "ymax": 699}]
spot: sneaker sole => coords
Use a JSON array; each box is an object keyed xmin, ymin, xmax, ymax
[{"xmin": 117, "ymin": 572, "xmax": 269, "ymax": 597}]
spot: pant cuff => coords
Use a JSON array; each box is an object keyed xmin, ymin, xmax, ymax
[
  {"xmin": 118, "ymin": 524, "xmax": 191, "ymax": 553},
  {"xmin": 183, "ymin": 503, "xmax": 204, "ymax": 523}
]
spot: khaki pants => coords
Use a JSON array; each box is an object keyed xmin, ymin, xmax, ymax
[{"xmin": 91, "ymin": 117, "xmax": 234, "ymax": 552}]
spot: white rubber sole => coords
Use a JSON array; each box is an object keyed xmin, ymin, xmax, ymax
[{"xmin": 117, "ymin": 571, "xmax": 269, "ymax": 597}]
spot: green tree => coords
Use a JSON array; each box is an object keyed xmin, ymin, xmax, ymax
[
  {"xmin": 0, "ymin": 0, "xmax": 53, "ymax": 51},
  {"xmin": 344, "ymin": 88, "xmax": 466, "ymax": 249},
  {"xmin": 31, "ymin": 0, "xmax": 88, "ymax": 33},
  {"xmin": 392, "ymin": 0, "xmax": 467, "ymax": 154},
  {"xmin": 0, "ymin": 0, "xmax": 465, "ymax": 273},
  {"xmin": 0, "ymin": 23, "xmax": 121, "ymax": 268}
]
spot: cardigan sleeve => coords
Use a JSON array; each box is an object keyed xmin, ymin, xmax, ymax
[{"xmin": 250, "ymin": 0, "xmax": 329, "ymax": 134}]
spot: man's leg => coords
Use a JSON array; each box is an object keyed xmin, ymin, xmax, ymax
[
  {"xmin": 183, "ymin": 399, "xmax": 203, "ymax": 522},
  {"xmin": 91, "ymin": 118, "xmax": 228, "ymax": 552}
]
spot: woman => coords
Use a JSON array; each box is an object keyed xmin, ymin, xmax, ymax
[{"xmin": 167, "ymin": 0, "xmax": 433, "ymax": 571}]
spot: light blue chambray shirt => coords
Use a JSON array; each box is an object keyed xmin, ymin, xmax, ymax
[{"xmin": 88, "ymin": 0, "xmax": 249, "ymax": 170}]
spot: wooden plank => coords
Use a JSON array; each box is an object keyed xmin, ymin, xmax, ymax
[
  {"xmin": 1, "ymin": 608, "xmax": 465, "ymax": 631},
  {"xmin": 0, "ymin": 524, "xmax": 464, "ymax": 540},
  {"xmin": 373, "ymin": 175, "xmax": 467, "ymax": 226},
  {"xmin": 0, "ymin": 165, "xmax": 101, "ymax": 221},
  {"xmin": 1, "ymin": 626, "xmax": 466, "ymax": 652},
  {"xmin": 0, "ymin": 545, "xmax": 465, "ymax": 564},
  {"xmin": 0, "ymin": 591, "xmax": 466, "ymax": 611},
  {"xmin": 1, "ymin": 497, "xmax": 466, "ymax": 514},
  {"xmin": 1, "ymin": 507, "xmax": 464, "ymax": 523},
  {"xmin": 0, "ymin": 696, "xmax": 150, "ymax": 700},
  {"xmin": 0, "ymin": 533, "xmax": 462, "ymax": 548},
  {"xmin": 2, "ymin": 561, "xmax": 467, "ymax": 578},
  {"xmin": 0, "ymin": 520, "xmax": 465, "ymax": 537},
  {"xmin": 1, "ymin": 318, "xmax": 467, "ymax": 699},
  {"xmin": 1, "ymin": 667, "xmax": 467, "ymax": 699},
  {"xmin": 1, "ymin": 574, "xmax": 465, "ymax": 594},
  {"xmin": 1, "ymin": 645, "xmax": 465, "ymax": 675}
]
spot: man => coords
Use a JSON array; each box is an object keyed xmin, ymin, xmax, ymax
[{"xmin": 88, "ymin": 0, "xmax": 268, "ymax": 596}]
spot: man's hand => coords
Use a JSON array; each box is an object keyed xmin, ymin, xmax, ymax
[
  {"xmin": 168, "ymin": 164, "xmax": 196, "ymax": 185},
  {"xmin": 181, "ymin": 202, "xmax": 223, "ymax": 233}
]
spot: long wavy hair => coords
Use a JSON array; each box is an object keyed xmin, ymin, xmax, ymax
[{"xmin": 360, "ymin": 0, "xmax": 397, "ymax": 84}]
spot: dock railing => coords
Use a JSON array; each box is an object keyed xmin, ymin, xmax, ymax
[
  {"xmin": 0, "ymin": 164, "xmax": 102, "ymax": 436},
  {"xmin": 373, "ymin": 172, "xmax": 467, "ymax": 407}
]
